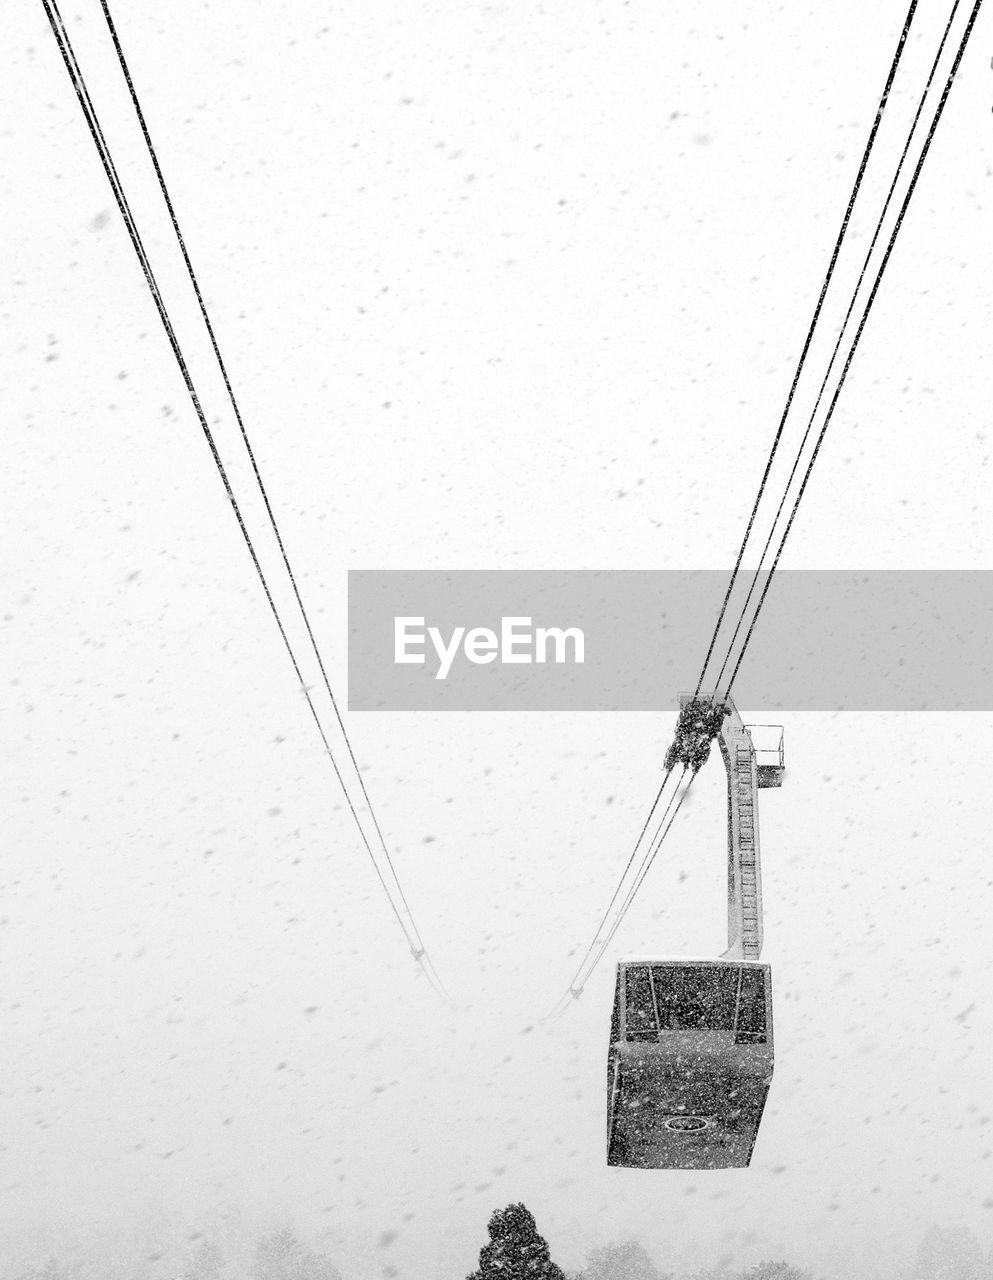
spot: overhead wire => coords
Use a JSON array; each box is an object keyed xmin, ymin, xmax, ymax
[
  {"xmin": 723, "ymin": 0, "xmax": 983, "ymax": 700},
  {"xmin": 692, "ymin": 0, "xmax": 921, "ymax": 702},
  {"xmin": 546, "ymin": 766, "xmax": 693, "ymax": 1026},
  {"xmin": 579, "ymin": 769, "xmax": 695, "ymax": 999},
  {"xmin": 549, "ymin": 0, "xmax": 982, "ymax": 1016},
  {"xmin": 544, "ymin": 763, "xmax": 685, "ymax": 1022},
  {"xmin": 94, "ymin": 0, "xmax": 433, "ymax": 978},
  {"xmin": 548, "ymin": 0, "xmax": 922, "ymax": 1014},
  {"xmin": 41, "ymin": 0, "xmax": 447, "ymax": 999},
  {"xmin": 709, "ymin": 0, "xmax": 967, "ymax": 701}
]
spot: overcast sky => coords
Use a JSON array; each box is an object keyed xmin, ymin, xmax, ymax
[{"xmin": 4, "ymin": 1, "xmax": 993, "ymax": 1277}]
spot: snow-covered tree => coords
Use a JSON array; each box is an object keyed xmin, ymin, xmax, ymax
[
  {"xmin": 579, "ymin": 1239, "xmax": 671, "ymax": 1280},
  {"xmin": 467, "ymin": 1202, "xmax": 566, "ymax": 1280},
  {"xmin": 252, "ymin": 1227, "xmax": 342, "ymax": 1280},
  {"xmin": 14, "ymin": 1264, "xmax": 68, "ymax": 1280},
  {"xmin": 741, "ymin": 1264, "xmax": 812, "ymax": 1280},
  {"xmin": 179, "ymin": 1237, "xmax": 223, "ymax": 1280},
  {"xmin": 911, "ymin": 1226, "xmax": 986, "ymax": 1280}
]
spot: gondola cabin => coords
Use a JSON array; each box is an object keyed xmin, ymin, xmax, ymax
[{"xmin": 607, "ymin": 958, "xmax": 773, "ymax": 1169}]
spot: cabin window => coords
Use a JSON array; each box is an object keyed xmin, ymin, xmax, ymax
[
  {"xmin": 624, "ymin": 966, "xmax": 658, "ymax": 1040},
  {"xmin": 734, "ymin": 965, "xmax": 768, "ymax": 1043},
  {"xmin": 624, "ymin": 963, "xmax": 766, "ymax": 1039},
  {"xmin": 652, "ymin": 964, "xmax": 737, "ymax": 1031}
]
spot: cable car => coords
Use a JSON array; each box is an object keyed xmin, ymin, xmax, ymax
[
  {"xmin": 607, "ymin": 958, "xmax": 773, "ymax": 1168},
  {"xmin": 607, "ymin": 696, "xmax": 782, "ymax": 1169}
]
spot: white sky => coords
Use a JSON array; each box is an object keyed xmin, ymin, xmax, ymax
[{"xmin": 3, "ymin": 1, "xmax": 993, "ymax": 1278}]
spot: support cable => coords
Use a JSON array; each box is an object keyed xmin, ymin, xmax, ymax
[
  {"xmin": 41, "ymin": 0, "xmax": 446, "ymax": 998},
  {"xmin": 551, "ymin": 0, "xmax": 924, "ymax": 1013},
  {"xmin": 546, "ymin": 767, "xmax": 693, "ymax": 1025},
  {"xmin": 723, "ymin": 0, "xmax": 983, "ymax": 701},
  {"xmin": 550, "ymin": 0, "xmax": 981, "ymax": 1017},
  {"xmin": 693, "ymin": 0, "xmax": 920, "ymax": 700},
  {"xmin": 709, "ymin": 0, "xmax": 965, "ymax": 700},
  {"xmin": 93, "ymin": 0, "xmax": 426, "ymax": 955},
  {"xmin": 551, "ymin": 762, "xmax": 681, "ymax": 1006}
]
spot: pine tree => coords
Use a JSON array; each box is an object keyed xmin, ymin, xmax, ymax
[
  {"xmin": 15, "ymin": 1264, "xmax": 67, "ymax": 1280},
  {"xmin": 181, "ymin": 1238, "xmax": 223, "ymax": 1280},
  {"xmin": 741, "ymin": 1264, "xmax": 812, "ymax": 1280},
  {"xmin": 912, "ymin": 1226, "xmax": 986, "ymax": 1280},
  {"xmin": 467, "ymin": 1202, "xmax": 566, "ymax": 1280},
  {"xmin": 252, "ymin": 1227, "xmax": 342, "ymax": 1280},
  {"xmin": 581, "ymin": 1240, "xmax": 672, "ymax": 1280}
]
